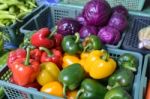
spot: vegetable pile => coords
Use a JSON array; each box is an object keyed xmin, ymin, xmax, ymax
[{"xmin": 0, "ymin": 0, "xmax": 37, "ymax": 26}]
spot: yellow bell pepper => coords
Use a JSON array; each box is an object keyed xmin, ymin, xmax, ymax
[
  {"xmin": 87, "ymin": 50, "xmax": 116, "ymax": 79},
  {"xmin": 41, "ymin": 81, "xmax": 63, "ymax": 97},
  {"xmin": 37, "ymin": 62, "xmax": 60, "ymax": 86},
  {"xmin": 62, "ymin": 53, "xmax": 80, "ymax": 68}
]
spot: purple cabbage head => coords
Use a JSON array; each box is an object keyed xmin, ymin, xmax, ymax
[
  {"xmin": 76, "ymin": 15, "xmax": 88, "ymax": 26},
  {"xmin": 97, "ymin": 26, "xmax": 121, "ymax": 44},
  {"xmin": 113, "ymin": 5, "xmax": 128, "ymax": 17},
  {"xmin": 83, "ymin": 0, "xmax": 111, "ymax": 26}
]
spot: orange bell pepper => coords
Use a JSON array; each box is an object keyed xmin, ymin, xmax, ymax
[
  {"xmin": 40, "ymin": 81, "xmax": 63, "ymax": 97},
  {"xmin": 67, "ymin": 90, "xmax": 77, "ymax": 99}
]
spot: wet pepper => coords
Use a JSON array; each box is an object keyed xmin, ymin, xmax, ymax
[
  {"xmin": 82, "ymin": 35, "xmax": 103, "ymax": 52},
  {"xmin": 107, "ymin": 68, "xmax": 134, "ymax": 91},
  {"xmin": 62, "ymin": 33, "xmax": 82, "ymax": 55},
  {"xmin": 104, "ymin": 87, "xmax": 132, "ymax": 99},
  {"xmin": 118, "ymin": 53, "xmax": 138, "ymax": 72},
  {"xmin": 59, "ymin": 63, "xmax": 85, "ymax": 97},
  {"xmin": 76, "ymin": 78, "xmax": 107, "ymax": 99},
  {"xmin": 31, "ymin": 28, "xmax": 54, "ymax": 49},
  {"xmin": 11, "ymin": 48, "xmax": 40, "ymax": 86},
  {"xmin": 7, "ymin": 48, "xmax": 26, "ymax": 69},
  {"xmin": 39, "ymin": 47, "xmax": 62, "ymax": 69},
  {"xmin": 37, "ymin": 62, "xmax": 60, "ymax": 86},
  {"xmin": 30, "ymin": 49, "xmax": 42, "ymax": 62}
]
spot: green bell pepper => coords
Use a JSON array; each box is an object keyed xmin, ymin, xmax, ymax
[
  {"xmin": 0, "ymin": 52, "xmax": 8, "ymax": 68},
  {"xmin": 107, "ymin": 68, "xmax": 134, "ymax": 91},
  {"xmin": 62, "ymin": 33, "xmax": 82, "ymax": 54},
  {"xmin": 83, "ymin": 35, "xmax": 103, "ymax": 52},
  {"xmin": 76, "ymin": 78, "xmax": 107, "ymax": 99},
  {"xmin": 58, "ymin": 63, "xmax": 85, "ymax": 97},
  {"xmin": 104, "ymin": 87, "xmax": 132, "ymax": 99},
  {"xmin": 118, "ymin": 53, "xmax": 138, "ymax": 72}
]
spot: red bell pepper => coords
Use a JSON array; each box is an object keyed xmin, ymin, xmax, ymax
[
  {"xmin": 31, "ymin": 28, "xmax": 54, "ymax": 49},
  {"xmin": 30, "ymin": 49, "xmax": 42, "ymax": 62},
  {"xmin": 11, "ymin": 47, "xmax": 40, "ymax": 86},
  {"xmin": 7, "ymin": 48, "xmax": 26, "ymax": 70},
  {"xmin": 39, "ymin": 47, "xmax": 62, "ymax": 69},
  {"xmin": 53, "ymin": 33, "xmax": 63, "ymax": 51}
]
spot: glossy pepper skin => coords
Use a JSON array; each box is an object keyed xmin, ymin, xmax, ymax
[
  {"xmin": 104, "ymin": 87, "xmax": 132, "ymax": 99},
  {"xmin": 82, "ymin": 35, "xmax": 103, "ymax": 52},
  {"xmin": 53, "ymin": 33, "xmax": 63, "ymax": 51},
  {"xmin": 7, "ymin": 48, "xmax": 26, "ymax": 69},
  {"xmin": 40, "ymin": 47, "xmax": 62, "ymax": 69},
  {"xmin": 31, "ymin": 28, "xmax": 54, "ymax": 49},
  {"xmin": 11, "ymin": 48, "xmax": 40, "ymax": 86},
  {"xmin": 85, "ymin": 50, "xmax": 116, "ymax": 79},
  {"xmin": 76, "ymin": 78, "xmax": 107, "ymax": 99},
  {"xmin": 62, "ymin": 53, "xmax": 80, "ymax": 68},
  {"xmin": 30, "ymin": 49, "xmax": 42, "ymax": 62},
  {"xmin": 41, "ymin": 81, "xmax": 63, "ymax": 97},
  {"xmin": 118, "ymin": 53, "xmax": 138, "ymax": 72},
  {"xmin": 62, "ymin": 33, "xmax": 82, "ymax": 55},
  {"xmin": 59, "ymin": 63, "xmax": 85, "ymax": 97},
  {"xmin": 107, "ymin": 68, "xmax": 134, "ymax": 91},
  {"xmin": 37, "ymin": 62, "xmax": 60, "ymax": 86}
]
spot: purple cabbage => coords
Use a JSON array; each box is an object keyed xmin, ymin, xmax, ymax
[
  {"xmin": 79, "ymin": 25, "xmax": 98, "ymax": 38},
  {"xmin": 113, "ymin": 5, "xmax": 128, "ymax": 17},
  {"xmin": 97, "ymin": 26, "xmax": 121, "ymax": 44},
  {"xmin": 108, "ymin": 13, "xmax": 128, "ymax": 32},
  {"xmin": 83, "ymin": 0, "xmax": 111, "ymax": 26},
  {"xmin": 57, "ymin": 18, "xmax": 81, "ymax": 35},
  {"xmin": 76, "ymin": 15, "xmax": 88, "ymax": 26}
]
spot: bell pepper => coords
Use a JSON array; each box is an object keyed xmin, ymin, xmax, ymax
[
  {"xmin": 7, "ymin": 48, "xmax": 26, "ymax": 70},
  {"xmin": 39, "ymin": 47, "xmax": 62, "ymax": 69},
  {"xmin": 41, "ymin": 81, "xmax": 63, "ymax": 97},
  {"xmin": 62, "ymin": 53, "xmax": 80, "ymax": 68},
  {"xmin": 76, "ymin": 78, "xmax": 107, "ymax": 99},
  {"xmin": 31, "ymin": 28, "xmax": 54, "ymax": 49},
  {"xmin": 104, "ymin": 87, "xmax": 132, "ymax": 99},
  {"xmin": 118, "ymin": 53, "xmax": 138, "ymax": 72},
  {"xmin": 67, "ymin": 90, "xmax": 77, "ymax": 99},
  {"xmin": 62, "ymin": 33, "xmax": 82, "ymax": 55},
  {"xmin": 58, "ymin": 63, "xmax": 85, "ymax": 97},
  {"xmin": 53, "ymin": 33, "xmax": 63, "ymax": 51},
  {"xmin": 85, "ymin": 50, "xmax": 116, "ymax": 79},
  {"xmin": 37, "ymin": 62, "xmax": 60, "ymax": 86},
  {"xmin": 30, "ymin": 49, "xmax": 42, "ymax": 62},
  {"xmin": 107, "ymin": 68, "xmax": 134, "ymax": 91},
  {"xmin": 11, "ymin": 47, "xmax": 40, "ymax": 86},
  {"xmin": 82, "ymin": 35, "xmax": 103, "ymax": 52}
]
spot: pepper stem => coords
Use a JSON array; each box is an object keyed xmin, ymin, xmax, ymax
[
  {"xmin": 101, "ymin": 50, "xmax": 110, "ymax": 61},
  {"xmin": 63, "ymin": 84, "xmax": 67, "ymax": 98},
  {"xmin": 39, "ymin": 47, "xmax": 53, "ymax": 57},
  {"xmin": 75, "ymin": 33, "xmax": 80, "ymax": 43},
  {"xmin": 83, "ymin": 43, "xmax": 91, "ymax": 52},
  {"xmin": 24, "ymin": 47, "xmax": 30, "ymax": 65},
  {"xmin": 107, "ymin": 82, "xmax": 120, "ymax": 90},
  {"xmin": 123, "ymin": 63, "xmax": 136, "ymax": 72},
  {"xmin": 76, "ymin": 89, "xmax": 84, "ymax": 99},
  {"xmin": 48, "ymin": 26, "xmax": 57, "ymax": 38}
]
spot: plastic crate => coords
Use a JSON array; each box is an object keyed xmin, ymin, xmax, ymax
[
  {"xmin": 139, "ymin": 54, "xmax": 150, "ymax": 99},
  {"xmin": 36, "ymin": 0, "xmax": 60, "ymax": 6},
  {"xmin": 0, "ymin": 48, "xmax": 143, "ymax": 99},
  {"xmin": 60, "ymin": 0, "xmax": 145, "ymax": 11},
  {"xmin": 122, "ymin": 15, "xmax": 150, "ymax": 54},
  {"xmin": 20, "ymin": 4, "xmax": 126, "ymax": 49}
]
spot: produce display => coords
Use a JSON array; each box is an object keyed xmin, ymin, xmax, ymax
[
  {"xmin": 0, "ymin": 0, "xmax": 37, "ymax": 26},
  {"xmin": 0, "ymin": 0, "xmax": 147, "ymax": 99}
]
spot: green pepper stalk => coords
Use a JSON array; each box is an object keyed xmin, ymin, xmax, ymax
[
  {"xmin": 104, "ymin": 87, "xmax": 132, "ymax": 99},
  {"xmin": 82, "ymin": 35, "xmax": 103, "ymax": 52},
  {"xmin": 58, "ymin": 63, "xmax": 85, "ymax": 98},
  {"xmin": 61, "ymin": 33, "xmax": 82, "ymax": 54},
  {"xmin": 24, "ymin": 47, "xmax": 30, "ymax": 65},
  {"xmin": 107, "ymin": 68, "xmax": 134, "ymax": 91},
  {"xmin": 76, "ymin": 78, "xmax": 107, "ymax": 99},
  {"xmin": 118, "ymin": 53, "xmax": 138, "ymax": 72}
]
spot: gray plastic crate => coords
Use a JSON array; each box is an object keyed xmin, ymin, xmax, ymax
[
  {"xmin": 0, "ymin": 48, "xmax": 143, "ymax": 99},
  {"xmin": 139, "ymin": 54, "xmax": 150, "ymax": 99},
  {"xmin": 20, "ymin": 4, "xmax": 127, "ymax": 49}
]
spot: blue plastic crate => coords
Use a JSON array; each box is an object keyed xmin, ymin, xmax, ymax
[
  {"xmin": 20, "ymin": 4, "xmax": 128, "ymax": 49},
  {"xmin": 0, "ymin": 48, "xmax": 143, "ymax": 99},
  {"xmin": 36, "ymin": 0, "xmax": 60, "ymax": 6},
  {"xmin": 139, "ymin": 54, "xmax": 150, "ymax": 99}
]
